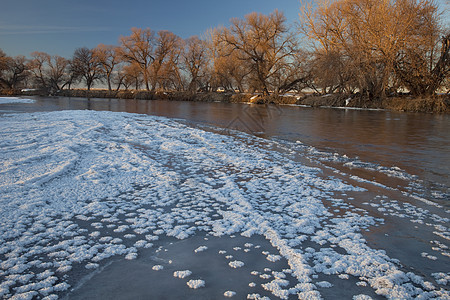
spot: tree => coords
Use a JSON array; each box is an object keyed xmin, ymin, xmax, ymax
[
  {"xmin": 72, "ymin": 47, "xmax": 102, "ymax": 90},
  {"xmin": 0, "ymin": 53, "xmax": 29, "ymax": 90},
  {"xmin": 300, "ymin": 0, "xmax": 445, "ymax": 99},
  {"xmin": 28, "ymin": 51, "xmax": 50, "ymax": 89},
  {"xmin": 218, "ymin": 10, "xmax": 298, "ymax": 95},
  {"xmin": 120, "ymin": 27, "xmax": 155, "ymax": 91},
  {"xmin": 182, "ymin": 36, "xmax": 209, "ymax": 92},
  {"xmin": 159, "ymin": 44, "xmax": 185, "ymax": 91},
  {"xmin": 29, "ymin": 51, "xmax": 70, "ymax": 92},
  {"xmin": 207, "ymin": 28, "xmax": 250, "ymax": 92},
  {"xmin": 47, "ymin": 55, "xmax": 71, "ymax": 90},
  {"xmin": 394, "ymin": 9, "xmax": 449, "ymax": 96},
  {"xmin": 92, "ymin": 44, "xmax": 121, "ymax": 91},
  {"xmin": 120, "ymin": 62, "xmax": 143, "ymax": 90},
  {"xmin": 151, "ymin": 30, "xmax": 182, "ymax": 91}
]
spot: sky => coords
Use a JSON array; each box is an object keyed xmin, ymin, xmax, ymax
[
  {"xmin": 0, "ymin": 0, "xmax": 302, "ymax": 58},
  {"xmin": 1, "ymin": 0, "xmax": 449, "ymax": 58}
]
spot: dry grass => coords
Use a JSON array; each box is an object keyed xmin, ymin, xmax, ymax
[
  {"xmin": 3, "ymin": 89, "xmax": 449, "ymax": 113},
  {"xmin": 382, "ymin": 95, "xmax": 450, "ymax": 113}
]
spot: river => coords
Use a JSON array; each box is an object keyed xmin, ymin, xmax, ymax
[
  {"xmin": 4, "ymin": 96, "xmax": 449, "ymax": 206},
  {"xmin": 1, "ymin": 96, "xmax": 449, "ymax": 299}
]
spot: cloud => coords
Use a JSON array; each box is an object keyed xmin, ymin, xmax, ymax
[{"xmin": 0, "ymin": 24, "xmax": 111, "ymax": 35}]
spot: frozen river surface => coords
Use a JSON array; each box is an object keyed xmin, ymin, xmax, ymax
[{"xmin": 0, "ymin": 97, "xmax": 449, "ymax": 299}]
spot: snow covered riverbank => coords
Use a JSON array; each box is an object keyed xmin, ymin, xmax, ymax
[{"xmin": 0, "ymin": 110, "xmax": 448, "ymax": 299}]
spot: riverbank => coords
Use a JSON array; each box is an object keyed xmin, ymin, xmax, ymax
[{"xmin": 3, "ymin": 88, "xmax": 449, "ymax": 113}]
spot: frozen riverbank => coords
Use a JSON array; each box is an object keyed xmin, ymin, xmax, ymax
[{"xmin": 0, "ymin": 110, "xmax": 448, "ymax": 299}]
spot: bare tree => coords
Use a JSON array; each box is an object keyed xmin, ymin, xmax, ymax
[
  {"xmin": 151, "ymin": 30, "xmax": 182, "ymax": 91},
  {"xmin": 0, "ymin": 53, "xmax": 29, "ymax": 90},
  {"xmin": 29, "ymin": 52, "xmax": 70, "ymax": 92},
  {"xmin": 72, "ymin": 47, "xmax": 102, "ymax": 90},
  {"xmin": 207, "ymin": 28, "xmax": 250, "ymax": 92},
  {"xmin": 394, "ymin": 2, "xmax": 449, "ymax": 96},
  {"xmin": 300, "ymin": 0, "xmax": 445, "ymax": 99},
  {"xmin": 120, "ymin": 27, "xmax": 155, "ymax": 91},
  {"xmin": 28, "ymin": 52, "xmax": 50, "ymax": 89},
  {"xmin": 48, "ymin": 55, "xmax": 71, "ymax": 90},
  {"xmin": 183, "ymin": 36, "xmax": 209, "ymax": 92},
  {"xmin": 92, "ymin": 44, "xmax": 121, "ymax": 91},
  {"xmin": 121, "ymin": 62, "xmax": 143, "ymax": 90},
  {"xmin": 159, "ymin": 44, "xmax": 185, "ymax": 91},
  {"xmin": 218, "ymin": 10, "xmax": 298, "ymax": 95}
]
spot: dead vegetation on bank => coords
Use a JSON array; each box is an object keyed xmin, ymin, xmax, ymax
[{"xmin": 4, "ymin": 88, "xmax": 449, "ymax": 114}]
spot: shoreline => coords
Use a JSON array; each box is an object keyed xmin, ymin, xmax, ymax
[{"xmin": 2, "ymin": 89, "xmax": 449, "ymax": 114}]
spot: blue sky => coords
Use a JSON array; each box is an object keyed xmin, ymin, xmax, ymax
[
  {"xmin": 0, "ymin": 0, "xmax": 301, "ymax": 58},
  {"xmin": 1, "ymin": 0, "xmax": 448, "ymax": 58}
]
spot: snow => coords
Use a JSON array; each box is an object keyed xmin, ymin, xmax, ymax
[
  {"xmin": 152, "ymin": 265, "xmax": 163, "ymax": 271},
  {"xmin": 0, "ymin": 97, "xmax": 35, "ymax": 104},
  {"xmin": 173, "ymin": 270, "xmax": 192, "ymax": 279},
  {"xmin": 186, "ymin": 279, "xmax": 205, "ymax": 289},
  {"xmin": 224, "ymin": 290, "xmax": 236, "ymax": 297},
  {"xmin": 228, "ymin": 260, "xmax": 245, "ymax": 269},
  {"xmin": 194, "ymin": 246, "xmax": 208, "ymax": 253},
  {"xmin": 316, "ymin": 281, "xmax": 333, "ymax": 288},
  {"xmin": 0, "ymin": 110, "xmax": 448, "ymax": 299}
]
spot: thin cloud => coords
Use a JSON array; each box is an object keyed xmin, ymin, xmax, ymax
[{"xmin": 0, "ymin": 25, "xmax": 111, "ymax": 35}]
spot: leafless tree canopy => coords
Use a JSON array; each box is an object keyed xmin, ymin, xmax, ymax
[
  {"xmin": 0, "ymin": 51, "xmax": 29, "ymax": 90},
  {"xmin": 300, "ymin": 0, "xmax": 448, "ymax": 99},
  {"xmin": 92, "ymin": 44, "xmax": 121, "ymax": 91},
  {"xmin": 71, "ymin": 47, "xmax": 103, "ymax": 91},
  {"xmin": 217, "ymin": 10, "xmax": 299, "ymax": 95}
]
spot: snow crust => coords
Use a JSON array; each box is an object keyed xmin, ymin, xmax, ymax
[
  {"xmin": 224, "ymin": 290, "xmax": 236, "ymax": 297},
  {"xmin": 0, "ymin": 110, "xmax": 448, "ymax": 299},
  {"xmin": 186, "ymin": 279, "xmax": 205, "ymax": 289},
  {"xmin": 0, "ymin": 97, "xmax": 35, "ymax": 104},
  {"xmin": 173, "ymin": 270, "xmax": 192, "ymax": 279},
  {"xmin": 228, "ymin": 260, "xmax": 245, "ymax": 269}
]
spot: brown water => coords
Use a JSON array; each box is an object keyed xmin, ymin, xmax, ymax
[{"xmin": 3, "ymin": 96, "xmax": 449, "ymax": 206}]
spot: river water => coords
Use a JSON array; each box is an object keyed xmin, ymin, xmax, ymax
[
  {"xmin": 5, "ymin": 96, "xmax": 449, "ymax": 207},
  {"xmin": 1, "ymin": 96, "xmax": 449, "ymax": 299}
]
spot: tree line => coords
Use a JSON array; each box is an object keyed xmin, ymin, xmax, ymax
[{"xmin": 0, "ymin": 0, "xmax": 449, "ymax": 100}]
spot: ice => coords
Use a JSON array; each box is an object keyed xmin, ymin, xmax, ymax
[
  {"xmin": 85, "ymin": 263, "xmax": 99, "ymax": 269},
  {"xmin": 194, "ymin": 246, "xmax": 208, "ymax": 253},
  {"xmin": 316, "ymin": 281, "xmax": 333, "ymax": 288},
  {"xmin": 266, "ymin": 254, "xmax": 282, "ymax": 262},
  {"xmin": 186, "ymin": 279, "xmax": 205, "ymax": 289},
  {"xmin": 224, "ymin": 290, "xmax": 236, "ymax": 297},
  {"xmin": 152, "ymin": 265, "xmax": 163, "ymax": 271},
  {"xmin": 353, "ymin": 295, "xmax": 373, "ymax": 300},
  {"xmin": 229, "ymin": 260, "xmax": 245, "ymax": 268},
  {"xmin": 0, "ymin": 97, "xmax": 35, "ymax": 104},
  {"xmin": 0, "ymin": 110, "xmax": 448, "ymax": 299},
  {"xmin": 125, "ymin": 253, "xmax": 138, "ymax": 260},
  {"xmin": 173, "ymin": 270, "xmax": 192, "ymax": 279}
]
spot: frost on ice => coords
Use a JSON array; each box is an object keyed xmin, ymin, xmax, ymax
[
  {"xmin": 186, "ymin": 279, "xmax": 205, "ymax": 289},
  {"xmin": 0, "ymin": 97, "xmax": 35, "ymax": 105},
  {"xmin": 228, "ymin": 260, "xmax": 245, "ymax": 269},
  {"xmin": 224, "ymin": 290, "xmax": 236, "ymax": 297},
  {"xmin": 173, "ymin": 270, "xmax": 192, "ymax": 279},
  {"xmin": 0, "ymin": 110, "xmax": 449, "ymax": 299},
  {"xmin": 152, "ymin": 265, "xmax": 164, "ymax": 271}
]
